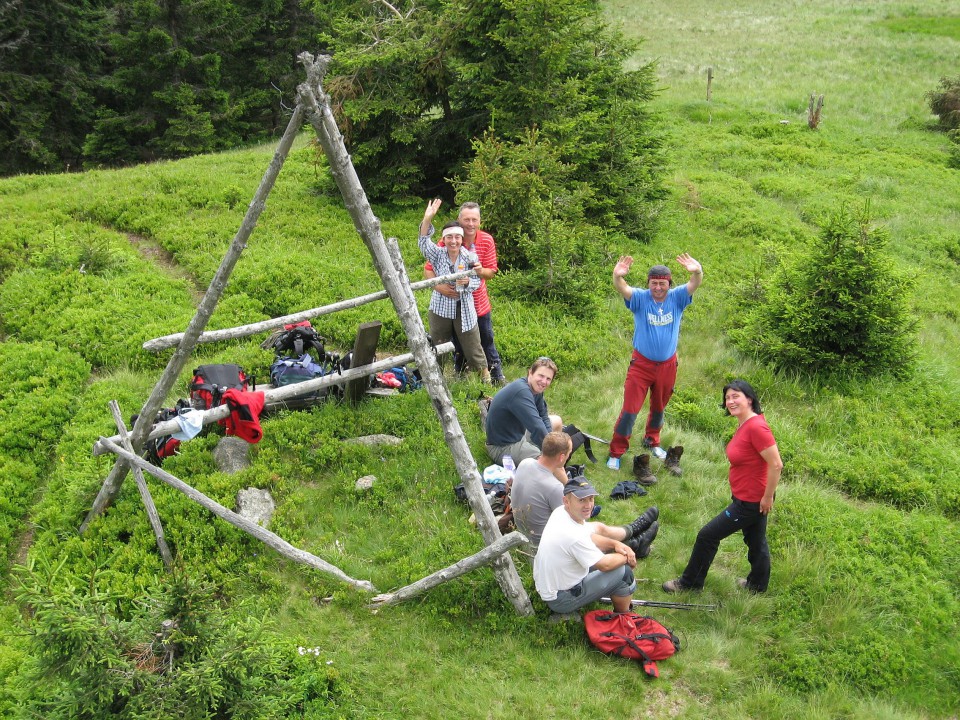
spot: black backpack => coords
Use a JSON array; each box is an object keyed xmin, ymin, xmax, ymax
[
  {"xmin": 264, "ymin": 322, "xmax": 326, "ymax": 360},
  {"xmin": 190, "ymin": 364, "xmax": 249, "ymax": 410},
  {"xmin": 130, "ymin": 400, "xmax": 190, "ymax": 465}
]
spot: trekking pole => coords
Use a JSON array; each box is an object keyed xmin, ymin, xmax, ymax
[{"xmin": 600, "ymin": 597, "xmax": 719, "ymax": 612}]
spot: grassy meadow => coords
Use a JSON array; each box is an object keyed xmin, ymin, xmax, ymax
[{"xmin": 1, "ymin": 0, "xmax": 959, "ymax": 718}]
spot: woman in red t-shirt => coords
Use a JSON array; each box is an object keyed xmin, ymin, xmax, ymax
[{"xmin": 662, "ymin": 379, "xmax": 783, "ymax": 593}]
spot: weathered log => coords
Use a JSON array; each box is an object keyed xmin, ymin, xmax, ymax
[
  {"xmin": 297, "ymin": 52, "xmax": 533, "ymax": 616},
  {"xmin": 141, "ymin": 270, "xmax": 474, "ymax": 353},
  {"xmin": 92, "ymin": 345, "xmax": 453, "ymax": 456},
  {"xmin": 80, "ymin": 105, "xmax": 306, "ymax": 533},
  {"xmin": 368, "ymin": 531, "xmax": 528, "ymax": 610},
  {"xmin": 109, "ymin": 400, "xmax": 173, "ymax": 570},
  {"xmin": 98, "ymin": 437, "xmax": 377, "ymax": 593}
]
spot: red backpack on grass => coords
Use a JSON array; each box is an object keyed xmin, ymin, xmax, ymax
[{"xmin": 583, "ymin": 610, "xmax": 680, "ymax": 678}]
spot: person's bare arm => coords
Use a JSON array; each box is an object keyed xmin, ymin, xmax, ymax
[
  {"xmin": 676, "ymin": 253, "xmax": 703, "ymax": 294},
  {"xmin": 613, "ymin": 255, "xmax": 634, "ymax": 300},
  {"xmin": 591, "ymin": 534, "xmax": 637, "ymax": 569},
  {"xmin": 759, "ymin": 443, "xmax": 783, "ymax": 514}
]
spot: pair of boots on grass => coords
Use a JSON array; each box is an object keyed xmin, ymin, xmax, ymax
[{"xmin": 608, "ymin": 445, "xmax": 684, "ymax": 484}]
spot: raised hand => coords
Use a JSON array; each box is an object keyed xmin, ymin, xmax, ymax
[
  {"xmin": 614, "ymin": 255, "xmax": 634, "ymax": 278},
  {"xmin": 423, "ymin": 198, "xmax": 442, "ymax": 223},
  {"xmin": 676, "ymin": 253, "xmax": 702, "ymax": 274}
]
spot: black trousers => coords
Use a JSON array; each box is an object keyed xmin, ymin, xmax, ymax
[{"xmin": 679, "ymin": 497, "xmax": 771, "ymax": 592}]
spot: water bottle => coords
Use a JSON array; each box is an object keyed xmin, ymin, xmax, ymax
[{"xmin": 502, "ymin": 455, "xmax": 515, "ymax": 478}]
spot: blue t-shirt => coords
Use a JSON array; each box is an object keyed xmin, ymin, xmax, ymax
[{"xmin": 627, "ymin": 285, "xmax": 693, "ymax": 362}]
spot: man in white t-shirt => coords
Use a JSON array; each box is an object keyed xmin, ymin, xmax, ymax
[
  {"xmin": 512, "ymin": 432, "xmax": 661, "ymax": 553},
  {"xmin": 534, "ymin": 479, "xmax": 640, "ymax": 614}
]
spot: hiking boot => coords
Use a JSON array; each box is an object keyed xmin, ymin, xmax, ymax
[
  {"xmin": 627, "ymin": 520, "xmax": 659, "ymax": 559},
  {"xmin": 606, "ymin": 455, "xmax": 621, "ymax": 471},
  {"xmin": 480, "ymin": 368, "xmax": 492, "ymax": 385},
  {"xmin": 662, "ymin": 578, "xmax": 692, "ymax": 594},
  {"xmin": 632, "ymin": 453, "xmax": 658, "ymax": 486},
  {"xmin": 624, "ymin": 506, "xmax": 660, "ymax": 540},
  {"xmin": 664, "ymin": 445, "xmax": 684, "ymax": 477},
  {"xmin": 737, "ymin": 578, "xmax": 762, "ymax": 593}
]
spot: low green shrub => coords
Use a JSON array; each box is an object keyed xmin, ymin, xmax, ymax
[
  {"xmin": 927, "ymin": 75, "xmax": 960, "ymax": 131},
  {"xmin": 0, "ymin": 342, "xmax": 89, "ymax": 572},
  {"xmin": 11, "ymin": 561, "xmax": 351, "ymax": 719},
  {"xmin": 730, "ymin": 206, "xmax": 916, "ymax": 379}
]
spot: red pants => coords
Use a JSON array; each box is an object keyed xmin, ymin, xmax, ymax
[{"xmin": 609, "ymin": 350, "xmax": 678, "ymax": 458}]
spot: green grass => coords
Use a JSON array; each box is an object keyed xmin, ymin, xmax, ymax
[{"xmin": 1, "ymin": 0, "xmax": 959, "ymax": 718}]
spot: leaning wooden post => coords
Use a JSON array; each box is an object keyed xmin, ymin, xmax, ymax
[
  {"xmin": 80, "ymin": 104, "xmax": 305, "ymax": 533},
  {"xmin": 297, "ymin": 52, "xmax": 533, "ymax": 616},
  {"xmin": 368, "ymin": 531, "xmax": 528, "ymax": 610},
  {"xmin": 99, "ymin": 437, "xmax": 377, "ymax": 593},
  {"xmin": 109, "ymin": 400, "xmax": 174, "ymax": 570}
]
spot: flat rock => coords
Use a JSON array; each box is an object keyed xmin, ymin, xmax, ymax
[
  {"xmin": 236, "ymin": 487, "xmax": 275, "ymax": 528},
  {"xmin": 213, "ymin": 436, "xmax": 251, "ymax": 473},
  {"xmin": 355, "ymin": 475, "xmax": 376, "ymax": 491},
  {"xmin": 344, "ymin": 434, "xmax": 403, "ymax": 448}
]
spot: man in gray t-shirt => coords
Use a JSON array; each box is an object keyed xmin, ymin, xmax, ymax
[
  {"xmin": 511, "ymin": 433, "xmax": 570, "ymax": 548},
  {"xmin": 511, "ymin": 432, "xmax": 661, "ymax": 557}
]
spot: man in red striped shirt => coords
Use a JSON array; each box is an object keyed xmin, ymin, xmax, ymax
[{"xmin": 424, "ymin": 202, "xmax": 505, "ymax": 383}]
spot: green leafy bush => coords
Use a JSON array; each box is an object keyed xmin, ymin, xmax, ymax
[
  {"xmin": 730, "ymin": 207, "xmax": 916, "ymax": 378},
  {"xmin": 927, "ymin": 75, "xmax": 960, "ymax": 131},
  {"xmin": 12, "ymin": 561, "xmax": 349, "ymax": 719},
  {"xmin": 455, "ymin": 130, "xmax": 604, "ymax": 315},
  {"xmin": 0, "ymin": 342, "xmax": 89, "ymax": 572}
]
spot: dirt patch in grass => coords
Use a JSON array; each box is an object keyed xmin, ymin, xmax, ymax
[{"xmin": 126, "ymin": 232, "xmax": 203, "ymax": 302}]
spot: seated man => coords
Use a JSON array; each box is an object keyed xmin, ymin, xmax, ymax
[
  {"xmin": 512, "ymin": 432, "xmax": 660, "ymax": 552},
  {"xmin": 485, "ymin": 357, "xmax": 563, "ymax": 481},
  {"xmin": 535, "ymin": 479, "xmax": 645, "ymax": 615}
]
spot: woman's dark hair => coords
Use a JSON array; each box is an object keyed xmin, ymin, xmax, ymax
[{"xmin": 720, "ymin": 379, "xmax": 762, "ymax": 414}]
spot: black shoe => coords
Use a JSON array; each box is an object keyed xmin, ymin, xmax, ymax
[
  {"xmin": 627, "ymin": 520, "xmax": 659, "ymax": 559},
  {"xmin": 625, "ymin": 506, "xmax": 659, "ymax": 539}
]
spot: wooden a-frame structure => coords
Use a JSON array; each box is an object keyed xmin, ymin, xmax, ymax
[{"xmin": 83, "ymin": 53, "xmax": 533, "ymax": 615}]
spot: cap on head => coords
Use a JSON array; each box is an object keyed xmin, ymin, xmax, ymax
[
  {"xmin": 563, "ymin": 478, "xmax": 599, "ymax": 498},
  {"xmin": 648, "ymin": 264, "xmax": 672, "ymax": 282}
]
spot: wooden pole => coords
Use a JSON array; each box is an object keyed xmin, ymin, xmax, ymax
[
  {"xmin": 98, "ymin": 437, "xmax": 377, "ymax": 593},
  {"xmin": 141, "ymin": 271, "xmax": 474, "ymax": 353},
  {"xmin": 80, "ymin": 105, "xmax": 306, "ymax": 533},
  {"xmin": 706, "ymin": 66, "xmax": 713, "ymax": 101},
  {"xmin": 109, "ymin": 400, "xmax": 174, "ymax": 570},
  {"xmin": 91, "ymin": 345, "xmax": 452, "ymax": 456},
  {"xmin": 297, "ymin": 52, "xmax": 533, "ymax": 616},
  {"xmin": 368, "ymin": 531, "xmax": 528, "ymax": 610}
]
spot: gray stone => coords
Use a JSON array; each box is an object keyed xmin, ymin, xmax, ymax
[
  {"xmin": 213, "ymin": 436, "xmax": 252, "ymax": 474},
  {"xmin": 344, "ymin": 434, "xmax": 403, "ymax": 448},
  {"xmin": 355, "ymin": 475, "xmax": 376, "ymax": 491},
  {"xmin": 236, "ymin": 487, "xmax": 276, "ymax": 528}
]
